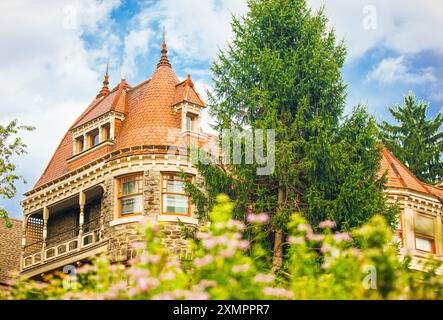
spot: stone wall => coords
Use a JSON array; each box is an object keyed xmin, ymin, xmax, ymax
[
  {"xmin": 144, "ymin": 170, "xmax": 161, "ymax": 217},
  {"xmin": 101, "ymin": 169, "xmax": 196, "ymax": 263},
  {"xmin": 107, "ymin": 222, "xmax": 142, "ymax": 262}
]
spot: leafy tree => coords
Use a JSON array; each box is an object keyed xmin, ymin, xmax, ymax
[
  {"xmin": 188, "ymin": 0, "xmax": 396, "ymax": 272},
  {"xmin": 0, "ymin": 119, "xmax": 34, "ymax": 227},
  {"xmin": 379, "ymin": 92, "xmax": 443, "ymax": 184}
]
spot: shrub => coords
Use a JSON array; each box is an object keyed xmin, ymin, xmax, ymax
[{"xmin": 2, "ymin": 195, "xmax": 442, "ymax": 300}]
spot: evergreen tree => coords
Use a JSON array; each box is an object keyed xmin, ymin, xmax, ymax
[
  {"xmin": 379, "ymin": 93, "xmax": 443, "ymax": 184},
  {"xmin": 189, "ymin": 0, "xmax": 396, "ymax": 271}
]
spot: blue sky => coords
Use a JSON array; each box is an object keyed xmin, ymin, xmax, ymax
[{"xmin": 0, "ymin": 0, "xmax": 442, "ymax": 219}]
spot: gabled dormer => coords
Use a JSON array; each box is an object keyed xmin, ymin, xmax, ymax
[
  {"xmin": 67, "ymin": 72, "xmax": 130, "ymax": 162},
  {"xmin": 171, "ymin": 73, "xmax": 206, "ymax": 137}
]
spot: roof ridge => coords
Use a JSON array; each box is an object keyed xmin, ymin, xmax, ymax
[
  {"xmin": 383, "ymin": 149, "xmax": 407, "ymax": 188},
  {"xmin": 128, "ymin": 79, "xmax": 151, "ymax": 92}
]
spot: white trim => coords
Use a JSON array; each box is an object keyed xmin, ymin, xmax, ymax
[
  {"xmin": 109, "ymin": 215, "xmax": 145, "ymax": 227},
  {"xmin": 158, "ymin": 215, "xmax": 199, "ymax": 225}
]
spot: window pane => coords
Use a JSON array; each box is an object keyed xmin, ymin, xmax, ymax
[
  {"xmin": 415, "ymin": 215, "xmax": 434, "ymax": 237},
  {"xmin": 122, "ymin": 180, "xmax": 138, "ymax": 195},
  {"xmin": 93, "ymin": 134, "xmax": 99, "ymax": 145},
  {"xmin": 121, "ymin": 195, "xmax": 142, "ymax": 215},
  {"xmin": 416, "ymin": 236, "xmax": 433, "ymax": 252},
  {"xmin": 163, "ymin": 194, "xmax": 188, "ymax": 214},
  {"xmin": 186, "ymin": 116, "xmax": 193, "ymax": 131},
  {"xmin": 165, "ymin": 176, "xmax": 185, "ymax": 193}
]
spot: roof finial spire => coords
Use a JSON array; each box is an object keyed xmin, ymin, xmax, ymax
[
  {"xmin": 97, "ymin": 62, "xmax": 110, "ymax": 98},
  {"xmin": 157, "ymin": 26, "xmax": 171, "ymax": 68}
]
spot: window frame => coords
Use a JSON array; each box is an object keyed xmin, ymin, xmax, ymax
[
  {"xmin": 117, "ymin": 173, "xmax": 144, "ymax": 218},
  {"xmin": 185, "ymin": 112, "xmax": 198, "ymax": 132},
  {"xmin": 87, "ymin": 129, "xmax": 100, "ymax": 148},
  {"xmin": 396, "ymin": 214, "xmax": 404, "ymax": 248},
  {"xmin": 415, "ymin": 234, "xmax": 436, "ymax": 253},
  {"xmin": 161, "ymin": 173, "xmax": 192, "ymax": 216},
  {"xmin": 414, "ymin": 214, "xmax": 436, "ymax": 254}
]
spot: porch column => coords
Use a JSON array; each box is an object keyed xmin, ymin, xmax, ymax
[
  {"xmin": 21, "ymin": 218, "xmax": 27, "ymax": 249},
  {"xmin": 78, "ymin": 191, "xmax": 86, "ymax": 249},
  {"xmin": 42, "ymin": 207, "xmax": 49, "ymax": 262},
  {"xmin": 403, "ymin": 207, "xmax": 415, "ymax": 253},
  {"xmin": 20, "ymin": 218, "xmax": 27, "ymax": 271}
]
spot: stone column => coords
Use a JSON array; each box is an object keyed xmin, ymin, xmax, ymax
[
  {"xmin": 42, "ymin": 207, "xmax": 49, "ymax": 262},
  {"xmin": 436, "ymin": 214, "xmax": 443, "ymax": 257},
  {"xmin": 110, "ymin": 115, "xmax": 115, "ymax": 140},
  {"xmin": 404, "ymin": 207, "xmax": 415, "ymax": 253},
  {"xmin": 78, "ymin": 191, "xmax": 85, "ymax": 249}
]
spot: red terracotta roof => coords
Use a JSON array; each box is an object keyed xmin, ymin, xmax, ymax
[
  {"xmin": 33, "ymin": 40, "xmax": 206, "ymax": 190},
  {"xmin": 172, "ymin": 74, "xmax": 205, "ymax": 107},
  {"xmin": 380, "ymin": 148, "xmax": 432, "ymax": 195},
  {"xmin": 72, "ymin": 80, "xmax": 130, "ymax": 129}
]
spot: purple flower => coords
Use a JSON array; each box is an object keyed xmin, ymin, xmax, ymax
[
  {"xmin": 247, "ymin": 213, "xmax": 270, "ymax": 225},
  {"xmin": 287, "ymin": 236, "xmax": 305, "ymax": 244},
  {"xmin": 333, "ymin": 232, "xmax": 352, "ymax": 243},
  {"xmin": 219, "ymin": 247, "xmax": 235, "ymax": 258},
  {"xmin": 202, "ymin": 238, "xmax": 217, "ymax": 249},
  {"xmin": 306, "ymin": 233, "xmax": 324, "ymax": 242},
  {"xmin": 320, "ymin": 244, "xmax": 331, "ymax": 253},
  {"xmin": 297, "ymin": 224, "xmax": 313, "ymax": 234},
  {"xmin": 319, "ymin": 220, "xmax": 336, "ymax": 229},
  {"xmin": 232, "ymin": 264, "xmax": 250, "ymax": 273},
  {"xmin": 194, "ymin": 255, "xmax": 214, "ymax": 267},
  {"xmin": 238, "ymin": 240, "xmax": 250, "ymax": 250},
  {"xmin": 137, "ymin": 277, "xmax": 159, "ymax": 291},
  {"xmin": 263, "ymin": 287, "xmax": 294, "ymax": 299},
  {"xmin": 199, "ymin": 280, "xmax": 217, "ymax": 288},
  {"xmin": 227, "ymin": 220, "xmax": 246, "ymax": 231},
  {"xmin": 254, "ymin": 273, "xmax": 275, "ymax": 283},
  {"xmin": 160, "ymin": 271, "xmax": 176, "ymax": 281}
]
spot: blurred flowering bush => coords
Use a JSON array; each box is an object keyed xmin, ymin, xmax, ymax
[{"xmin": 2, "ymin": 195, "xmax": 443, "ymax": 300}]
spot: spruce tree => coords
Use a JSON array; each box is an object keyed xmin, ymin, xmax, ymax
[
  {"xmin": 379, "ymin": 93, "xmax": 443, "ymax": 184},
  {"xmin": 189, "ymin": 0, "xmax": 396, "ymax": 271}
]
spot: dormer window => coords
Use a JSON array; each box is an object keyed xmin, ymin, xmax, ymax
[
  {"xmin": 101, "ymin": 123, "xmax": 111, "ymax": 141},
  {"xmin": 74, "ymin": 136, "xmax": 84, "ymax": 154},
  {"xmin": 87, "ymin": 129, "xmax": 100, "ymax": 148},
  {"xmin": 185, "ymin": 112, "xmax": 198, "ymax": 132},
  {"xmin": 186, "ymin": 114, "xmax": 194, "ymax": 131}
]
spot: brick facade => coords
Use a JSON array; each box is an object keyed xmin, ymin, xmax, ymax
[{"xmin": 0, "ymin": 219, "xmax": 22, "ymax": 286}]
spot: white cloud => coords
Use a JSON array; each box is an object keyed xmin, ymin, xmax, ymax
[
  {"xmin": 121, "ymin": 29, "xmax": 152, "ymax": 78},
  {"xmin": 131, "ymin": 0, "xmax": 248, "ymax": 63},
  {"xmin": 307, "ymin": 0, "xmax": 443, "ymax": 61},
  {"xmin": 367, "ymin": 56, "xmax": 437, "ymax": 84},
  {"xmin": 0, "ymin": 0, "xmax": 121, "ymax": 217}
]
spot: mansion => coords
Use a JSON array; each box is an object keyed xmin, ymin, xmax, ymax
[
  {"xmin": 11, "ymin": 39, "xmax": 443, "ymax": 280},
  {"xmin": 20, "ymin": 38, "xmax": 210, "ymax": 279}
]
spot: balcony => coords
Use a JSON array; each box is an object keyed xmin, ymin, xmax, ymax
[
  {"xmin": 22, "ymin": 217, "xmax": 102, "ymax": 270},
  {"xmin": 21, "ymin": 185, "xmax": 107, "ymax": 278}
]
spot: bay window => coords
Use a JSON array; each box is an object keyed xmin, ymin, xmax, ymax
[
  {"xmin": 117, "ymin": 174, "xmax": 143, "ymax": 217},
  {"xmin": 161, "ymin": 174, "xmax": 191, "ymax": 216}
]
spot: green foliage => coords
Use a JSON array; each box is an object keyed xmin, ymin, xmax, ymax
[
  {"xmin": 190, "ymin": 0, "xmax": 396, "ymax": 248},
  {"xmin": 379, "ymin": 92, "xmax": 443, "ymax": 184},
  {"xmin": 0, "ymin": 119, "xmax": 34, "ymax": 227},
  {"xmin": 2, "ymin": 196, "xmax": 442, "ymax": 300}
]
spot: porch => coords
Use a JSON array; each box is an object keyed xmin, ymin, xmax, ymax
[{"xmin": 21, "ymin": 185, "xmax": 106, "ymax": 274}]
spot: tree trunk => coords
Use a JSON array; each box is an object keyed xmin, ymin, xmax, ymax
[{"xmin": 272, "ymin": 187, "xmax": 285, "ymax": 272}]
